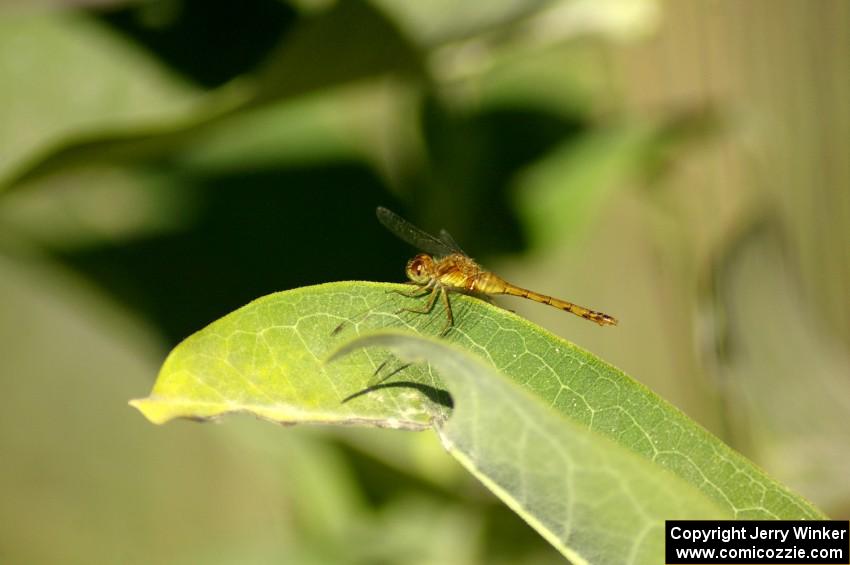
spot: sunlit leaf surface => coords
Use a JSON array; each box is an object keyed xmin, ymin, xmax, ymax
[{"xmin": 132, "ymin": 281, "xmax": 824, "ymax": 560}]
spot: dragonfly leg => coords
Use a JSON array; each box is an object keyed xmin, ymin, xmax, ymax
[
  {"xmin": 387, "ymin": 282, "xmax": 433, "ymax": 298},
  {"xmin": 334, "ymin": 284, "xmax": 433, "ymax": 336},
  {"xmin": 439, "ymin": 288, "xmax": 453, "ymax": 336},
  {"xmin": 396, "ymin": 285, "xmax": 440, "ymax": 317}
]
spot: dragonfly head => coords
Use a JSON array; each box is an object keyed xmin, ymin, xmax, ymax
[{"xmin": 405, "ymin": 253, "xmax": 435, "ymax": 284}]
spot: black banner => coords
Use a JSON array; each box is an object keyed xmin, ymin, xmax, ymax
[{"xmin": 666, "ymin": 520, "xmax": 849, "ymax": 564}]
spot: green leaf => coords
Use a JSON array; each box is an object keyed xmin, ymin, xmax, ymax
[
  {"xmin": 0, "ymin": 93, "xmax": 244, "ymax": 190},
  {"xmin": 515, "ymin": 122, "xmax": 656, "ymax": 247},
  {"xmin": 0, "ymin": 12, "xmax": 205, "ymax": 189},
  {"xmin": 332, "ymin": 331, "xmax": 729, "ymax": 563},
  {"xmin": 515, "ymin": 108, "xmax": 723, "ymax": 247},
  {"xmin": 2, "ymin": 0, "xmax": 424, "ymax": 191},
  {"xmin": 131, "ymin": 282, "xmax": 825, "ymax": 557},
  {"xmin": 252, "ymin": 0, "xmax": 424, "ymax": 104},
  {"xmin": 132, "ymin": 282, "xmax": 450, "ymax": 429}
]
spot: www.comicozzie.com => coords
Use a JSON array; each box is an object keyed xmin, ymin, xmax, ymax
[{"xmin": 665, "ymin": 520, "xmax": 849, "ymax": 564}]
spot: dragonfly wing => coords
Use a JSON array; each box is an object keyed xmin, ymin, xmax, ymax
[
  {"xmin": 376, "ymin": 207, "xmax": 456, "ymax": 257},
  {"xmin": 438, "ymin": 229, "xmax": 468, "ymax": 256}
]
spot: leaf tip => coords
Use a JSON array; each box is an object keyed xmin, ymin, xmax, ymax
[{"xmin": 128, "ymin": 396, "xmax": 174, "ymax": 425}]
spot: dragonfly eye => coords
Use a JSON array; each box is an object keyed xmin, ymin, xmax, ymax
[{"xmin": 406, "ymin": 254, "xmax": 431, "ymax": 282}]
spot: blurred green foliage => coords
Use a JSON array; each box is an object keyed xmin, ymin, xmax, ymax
[{"xmin": 1, "ymin": 0, "xmax": 848, "ymax": 563}]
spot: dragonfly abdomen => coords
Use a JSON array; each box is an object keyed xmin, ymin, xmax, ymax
[{"xmin": 493, "ymin": 278, "xmax": 618, "ymax": 327}]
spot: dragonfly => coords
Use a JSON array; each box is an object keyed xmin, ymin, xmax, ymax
[{"xmin": 377, "ymin": 206, "xmax": 617, "ymax": 334}]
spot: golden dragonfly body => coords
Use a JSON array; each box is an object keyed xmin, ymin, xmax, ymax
[{"xmin": 378, "ymin": 207, "xmax": 617, "ymax": 333}]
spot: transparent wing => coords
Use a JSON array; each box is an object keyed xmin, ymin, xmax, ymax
[
  {"xmin": 438, "ymin": 228, "xmax": 467, "ymax": 256},
  {"xmin": 376, "ymin": 207, "xmax": 458, "ymax": 257}
]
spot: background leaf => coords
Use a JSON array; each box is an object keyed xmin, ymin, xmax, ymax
[{"xmin": 2, "ymin": 0, "xmax": 424, "ymax": 190}]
